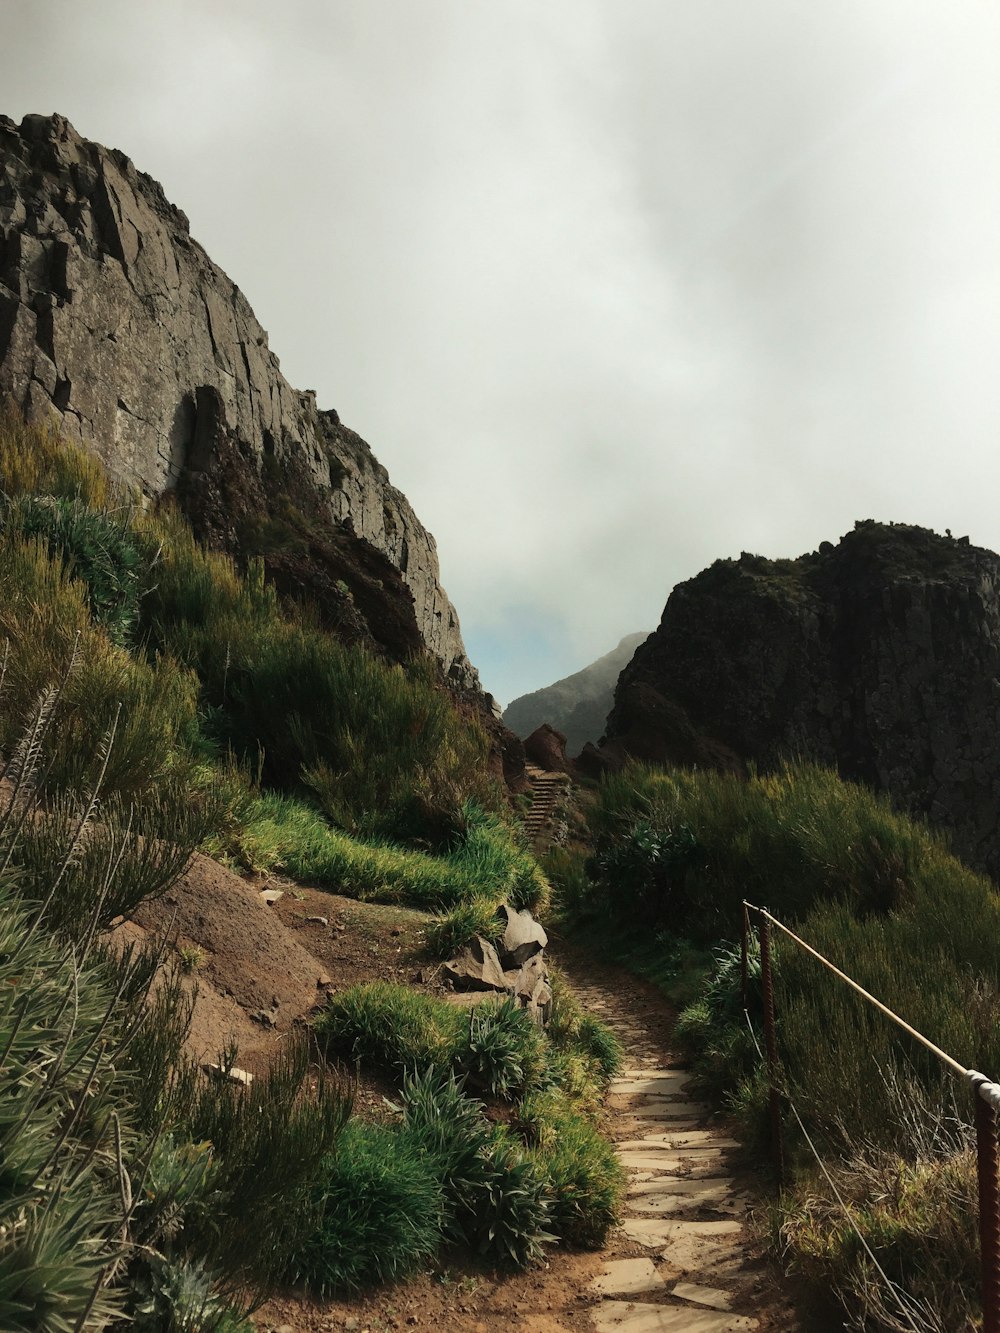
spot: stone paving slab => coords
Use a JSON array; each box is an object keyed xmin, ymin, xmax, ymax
[
  {"xmin": 618, "ymin": 1138, "xmax": 733, "ymax": 1152},
  {"xmin": 628, "ymin": 1132, "xmax": 738, "ymax": 1147},
  {"xmin": 628, "ymin": 1182, "xmax": 743, "ymax": 1215},
  {"xmin": 592, "ymin": 1300, "xmax": 757, "ymax": 1331},
  {"xmin": 619, "ymin": 1065, "xmax": 687, "ymax": 1077},
  {"xmin": 671, "ymin": 1281, "xmax": 736, "ymax": 1311},
  {"xmin": 591, "ymin": 1257, "xmax": 666, "ymax": 1297},
  {"xmin": 623, "ymin": 1217, "xmax": 743, "ymax": 1249},
  {"xmin": 611, "ymin": 1077, "xmax": 694, "ymax": 1095},
  {"xmin": 628, "ymin": 1172, "xmax": 732, "ymax": 1196},
  {"xmin": 617, "ymin": 1152, "xmax": 731, "ymax": 1176},
  {"xmin": 659, "ymin": 1233, "xmax": 750, "ymax": 1280},
  {"xmin": 611, "ymin": 1099, "xmax": 711, "ymax": 1118}
]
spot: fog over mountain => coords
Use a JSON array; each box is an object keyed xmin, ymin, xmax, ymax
[{"xmin": 504, "ymin": 633, "xmax": 650, "ymax": 757}]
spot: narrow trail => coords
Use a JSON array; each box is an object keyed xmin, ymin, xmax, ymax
[{"xmin": 568, "ymin": 968, "xmax": 794, "ymax": 1332}]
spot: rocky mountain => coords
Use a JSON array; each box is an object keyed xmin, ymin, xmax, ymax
[
  {"xmin": 600, "ymin": 521, "xmax": 1000, "ymax": 877},
  {"xmin": 504, "ymin": 632, "xmax": 649, "ymax": 756},
  {"xmin": 0, "ymin": 112, "xmax": 475, "ymax": 685}
]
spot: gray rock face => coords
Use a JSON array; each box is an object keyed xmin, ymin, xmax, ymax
[
  {"xmin": 603, "ymin": 521, "xmax": 1000, "ymax": 879},
  {"xmin": 0, "ymin": 112, "xmax": 474, "ymax": 685},
  {"xmin": 504, "ymin": 632, "xmax": 650, "ymax": 756}
]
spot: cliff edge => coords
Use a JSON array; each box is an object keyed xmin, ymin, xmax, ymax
[
  {"xmin": 603, "ymin": 521, "xmax": 1000, "ymax": 878},
  {"xmin": 0, "ymin": 112, "xmax": 475, "ymax": 685}
]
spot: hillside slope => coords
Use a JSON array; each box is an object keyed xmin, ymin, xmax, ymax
[
  {"xmin": 504, "ymin": 632, "xmax": 648, "ymax": 756},
  {"xmin": 0, "ymin": 112, "xmax": 475, "ymax": 684}
]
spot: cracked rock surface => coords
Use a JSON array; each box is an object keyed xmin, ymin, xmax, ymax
[{"xmin": 0, "ymin": 111, "xmax": 474, "ymax": 685}]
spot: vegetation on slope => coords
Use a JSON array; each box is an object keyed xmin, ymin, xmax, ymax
[
  {"xmin": 0, "ymin": 407, "xmax": 614, "ymax": 1328},
  {"xmin": 554, "ymin": 759, "xmax": 1000, "ymax": 1330}
]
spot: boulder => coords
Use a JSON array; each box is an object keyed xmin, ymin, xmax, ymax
[
  {"xmin": 523, "ymin": 723, "xmax": 571, "ymax": 772},
  {"xmin": 498, "ymin": 903, "xmax": 548, "ymax": 968},
  {"xmin": 443, "ymin": 935, "xmax": 509, "ymax": 993}
]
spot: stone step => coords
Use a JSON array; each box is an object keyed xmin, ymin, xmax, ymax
[
  {"xmin": 619, "ymin": 1139, "xmax": 733, "ymax": 1153},
  {"xmin": 618, "ymin": 1151, "xmax": 730, "ymax": 1176},
  {"xmin": 591, "ymin": 1257, "xmax": 666, "ymax": 1298},
  {"xmin": 671, "ymin": 1282, "xmax": 737, "ymax": 1312},
  {"xmin": 591, "ymin": 1300, "xmax": 757, "ymax": 1331},
  {"xmin": 621, "ymin": 1217, "xmax": 743, "ymax": 1249}
]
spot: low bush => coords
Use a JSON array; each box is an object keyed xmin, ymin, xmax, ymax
[
  {"xmin": 424, "ymin": 896, "xmax": 503, "ymax": 957},
  {"xmin": 3, "ymin": 493, "xmax": 147, "ymax": 646},
  {"xmin": 175, "ymin": 1036, "xmax": 353, "ymax": 1289},
  {"xmin": 138, "ymin": 506, "xmax": 505, "ymax": 840},
  {"xmin": 316, "ymin": 982, "xmax": 548, "ymax": 1098},
  {"xmin": 0, "ymin": 868, "xmax": 151, "ymax": 1332},
  {"xmin": 460, "ymin": 997, "xmax": 547, "ymax": 1098},
  {"xmin": 400, "ymin": 1067, "xmax": 553, "ymax": 1262},
  {"xmin": 584, "ymin": 759, "xmax": 947, "ymax": 940},
  {"xmin": 291, "ymin": 1120, "xmax": 444, "ymax": 1294},
  {"xmin": 522, "ymin": 1089, "xmax": 623, "ymax": 1248},
  {"xmin": 0, "ymin": 404, "xmax": 108, "ymax": 507},
  {"xmin": 316, "ymin": 981, "xmax": 464, "ymax": 1072}
]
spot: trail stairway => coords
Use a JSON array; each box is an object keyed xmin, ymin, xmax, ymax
[
  {"xmin": 571, "ymin": 978, "xmax": 768, "ymax": 1332},
  {"xmin": 521, "ymin": 764, "xmax": 563, "ymax": 842}
]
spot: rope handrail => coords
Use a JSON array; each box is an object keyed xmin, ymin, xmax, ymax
[
  {"xmin": 741, "ymin": 897, "xmax": 1000, "ymax": 1331},
  {"xmin": 742, "ymin": 898, "xmax": 1000, "ymax": 1104}
]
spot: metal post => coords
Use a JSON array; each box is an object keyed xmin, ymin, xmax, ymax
[
  {"xmin": 975, "ymin": 1089, "xmax": 1000, "ymax": 1333},
  {"xmin": 740, "ymin": 903, "xmax": 749, "ymax": 1011},
  {"xmin": 759, "ymin": 913, "xmax": 784, "ymax": 1186}
]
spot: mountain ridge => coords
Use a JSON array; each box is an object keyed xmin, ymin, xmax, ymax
[{"xmin": 503, "ymin": 631, "xmax": 649, "ymax": 756}]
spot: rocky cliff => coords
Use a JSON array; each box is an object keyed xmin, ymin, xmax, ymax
[
  {"xmin": 603, "ymin": 521, "xmax": 1000, "ymax": 878},
  {"xmin": 504, "ymin": 632, "xmax": 649, "ymax": 756},
  {"xmin": 0, "ymin": 112, "xmax": 475, "ymax": 685}
]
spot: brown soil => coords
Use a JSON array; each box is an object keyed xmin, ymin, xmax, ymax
[{"xmin": 119, "ymin": 852, "xmax": 802, "ymax": 1332}]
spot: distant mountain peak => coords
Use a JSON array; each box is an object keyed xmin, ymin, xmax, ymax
[{"xmin": 503, "ymin": 631, "xmax": 650, "ymax": 757}]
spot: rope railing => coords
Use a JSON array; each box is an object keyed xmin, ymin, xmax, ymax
[{"xmin": 740, "ymin": 898, "xmax": 1000, "ymax": 1333}]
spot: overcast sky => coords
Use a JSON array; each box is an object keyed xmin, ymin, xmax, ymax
[{"xmin": 6, "ymin": 2, "xmax": 1000, "ymax": 705}]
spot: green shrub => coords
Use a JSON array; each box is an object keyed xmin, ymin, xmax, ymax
[
  {"xmin": 425, "ymin": 896, "xmax": 504, "ymax": 958},
  {"xmin": 0, "ymin": 531, "xmax": 198, "ymax": 799},
  {"xmin": 130, "ymin": 1255, "xmax": 253, "ymax": 1333},
  {"xmin": 459, "ymin": 997, "xmax": 546, "ymax": 1098},
  {"xmin": 4, "ymin": 494, "xmax": 146, "ymax": 646},
  {"xmin": 447, "ymin": 805, "xmax": 550, "ymax": 915},
  {"xmin": 315, "ymin": 981, "xmax": 464, "ymax": 1073},
  {"xmin": 291, "ymin": 1121, "xmax": 443, "ymax": 1293},
  {"xmin": 175, "ymin": 1036, "xmax": 352, "ymax": 1287},
  {"xmin": 473, "ymin": 1125, "xmax": 553, "ymax": 1266},
  {"xmin": 400, "ymin": 1065, "xmax": 553, "ymax": 1263},
  {"xmin": 138, "ymin": 507, "xmax": 504, "ymax": 839},
  {"xmin": 0, "ymin": 870, "xmax": 144, "ymax": 1332},
  {"xmin": 585, "ymin": 759, "xmax": 944, "ymax": 939},
  {"xmin": 400, "ymin": 1067, "xmax": 495, "ymax": 1243},
  {"xmin": 522, "ymin": 1090, "xmax": 623, "ymax": 1247},
  {"xmin": 0, "ymin": 405, "xmax": 108, "ymax": 507}
]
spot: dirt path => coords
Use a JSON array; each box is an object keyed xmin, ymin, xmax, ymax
[
  {"xmin": 255, "ymin": 950, "xmax": 799, "ymax": 1333},
  {"xmin": 567, "ymin": 964, "xmax": 800, "ymax": 1333}
]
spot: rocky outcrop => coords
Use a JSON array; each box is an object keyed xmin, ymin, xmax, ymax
[
  {"xmin": 0, "ymin": 112, "xmax": 474, "ymax": 684},
  {"xmin": 504, "ymin": 632, "xmax": 649, "ymax": 756},
  {"xmin": 603, "ymin": 521, "xmax": 1000, "ymax": 878},
  {"xmin": 523, "ymin": 722, "xmax": 572, "ymax": 774}
]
